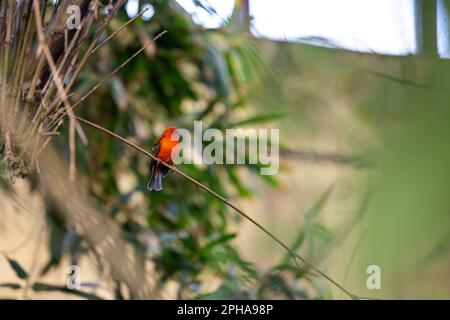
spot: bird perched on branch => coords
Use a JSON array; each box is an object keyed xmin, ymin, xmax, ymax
[{"xmin": 147, "ymin": 127, "xmax": 180, "ymax": 191}]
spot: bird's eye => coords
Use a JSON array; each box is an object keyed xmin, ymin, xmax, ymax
[
  {"xmin": 172, "ymin": 130, "xmax": 182, "ymax": 141},
  {"xmin": 174, "ymin": 130, "xmax": 182, "ymax": 140}
]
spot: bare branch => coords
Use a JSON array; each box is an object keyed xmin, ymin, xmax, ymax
[{"xmin": 89, "ymin": 7, "xmax": 150, "ymax": 56}]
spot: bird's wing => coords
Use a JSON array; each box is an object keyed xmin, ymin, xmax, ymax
[
  {"xmin": 151, "ymin": 141, "xmax": 160, "ymax": 156},
  {"xmin": 161, "ymin": 165, "xmax": 170, "ymax": 177},
  {"xmin": 153, "ymin": 141, "xmax": 170, "ymax": 177},
  {"xmin": 149, "ymin": 141, "xmax": 161, "ymax": 171}
]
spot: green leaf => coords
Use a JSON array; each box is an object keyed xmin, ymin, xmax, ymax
[
  {"xmin": 281, "ymin": 231, "xmax": 306, "ymax": 266},
  {"xmin": 247, "ymin": 164, "xmax": 279, "ymax": 188},
  {"xmin": 0, "ymin": 282, "xmax": 22, "ymax": 289},
  {"xmin": 32, "ymin": 282, "xmax": 103, "ymax": 300},
  {"xmin": 304, "ymin": 184, "xmax": 334, "ymax": 223},
  {"xmin": 203, "ymin": 233, "xmax": 237, "ymax": 254},
  {"xmin": 225, "ymin": 167, "xmax": 253, "ymax": 197},
  {"xmin": 198, "ymin": 283, "xmax": 239, "ymax": 300},
  {"xmin": 310, "ymin": 223, "xmax": 333, "ymax": 242},
  {"xmin": 40, "ymin": 222, "xmax": 64, "ymax": 276},
  {"xmin": 229, "ymin": 46, "xmax": 253, "ymax": 86},
  {"xmin": 280, "ymin": 185, "xmax": 333, "ymax": 265},
  {"xmin": 6, "ymin": 257, "xmax": 28, "ymax": 280},
  {"xmin": 204, "ymin": 40, "xmax": 232, "ymax": 99},
  {"xmin": 231, "ymin": 112, "xmax": 288, "ymax": 127}
]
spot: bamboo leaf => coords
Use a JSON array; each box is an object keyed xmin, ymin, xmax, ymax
[
  {"xmin": 231, "ymin": 112, "xmax": 288, "ymax": 127},
  {"xmin": 5, "ymin": 257, "xmax": 28, "ymax": 280},
  {"xmin": 32, "ymin": 282, "xmax": 103, "ymax": 300},
  {"xmin": 203, "ymin": 233, "xmax": 237, "ymax": 254},
  {"xmin": 0, "ymin": 282, "xmax": 22, "ymax": 289}
]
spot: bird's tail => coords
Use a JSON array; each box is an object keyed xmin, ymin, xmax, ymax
[{"xmin": 147, "ymin": 170, "xmax": 163, "ymax": 191}]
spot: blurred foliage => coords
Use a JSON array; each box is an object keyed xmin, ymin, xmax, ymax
[
  {"xmin": 0, "ymin": 0, "xmax": 322, "ymax": 299},
  {"xmin": 3, "ymin": 0, "xmax": 450, "ymax": 300}
]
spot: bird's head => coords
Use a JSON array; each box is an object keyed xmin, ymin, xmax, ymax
[{"xmin": 163, "ymin": 126, "xmax": 181, "ymax": 142}]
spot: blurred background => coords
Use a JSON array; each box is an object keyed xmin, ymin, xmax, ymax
[{"xmin": 1, "ymin": 0, "xmax": 450, "ymax": 299}]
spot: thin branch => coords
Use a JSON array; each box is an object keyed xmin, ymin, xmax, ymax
[
  {"xmin": 75, "ymin": 116, "xmax": 376, "ymax": 300},
  {"xmin": 42, "ymin": 0, "xmax": 121, "ymax": 116},
  {"xmin": 48, "ymin": 30, "xmax": 167, "ymax": 127},
  {"xmin": 89, "ymin": 7, "xmax": 150, "ymax": 57},
  {"xmin": 52, "ymin": 0, "xmax": 127, "ymax": 102},
  {"xmin": 75, "ymin": 30, "xmax": 167, "ymax": 109},
  {"xmin": 57, "ymin": 6, "xmax": 150, "ymax": 94}
]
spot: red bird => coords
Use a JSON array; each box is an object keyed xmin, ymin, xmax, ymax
[{"xmin": 147, "ymin": 127, "xmax": 180, "ymax": 191}]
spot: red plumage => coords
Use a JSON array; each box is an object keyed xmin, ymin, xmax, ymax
[{"xmin": 147, "ymin": 127, "xmax": 180, "ymax": 191}]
